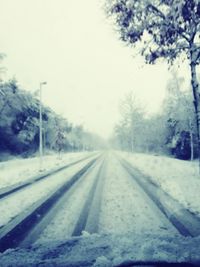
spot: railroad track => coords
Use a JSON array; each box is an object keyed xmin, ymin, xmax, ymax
[
  {"xmin": 0, "ymin": 153, "xmax": 106, "ymax": 252},
  {"xmin": 0, "ymin": 152, "xmax": 98, "ymax": 200},
  {"xmin": 117, "ymin": 155, "xmax": 200, "ymax": 237},
  {"xmin": 72, "ymin": 156, "xmax": 106, "ymax": 236}
]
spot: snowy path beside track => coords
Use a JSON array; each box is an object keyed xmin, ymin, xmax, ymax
[
  {"xmin": 0, "ymin": 152, "xmax": 92, "ymax": 189},
  {"xmin": 117, "ymin": 151, "xmax": 200, "ymax": 217},
  {"xmin": 0, "ymin": 155, "xmax": 98, "ymax": 228},
  {"xmin": 99, "ymin": 153, "xmax": 178, "ymax": 236}
]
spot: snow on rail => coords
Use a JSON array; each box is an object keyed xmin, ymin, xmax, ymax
[
  {"xmin": 0, "ymin": 152, "xmax": 97, "ymax": 199},
  {"xmin": 0, "ymin": 155, "xmax": 101, "ymax": 252},
  {"xmin": 117, "ymin": 156, "xmax": 200, "ymax": 237},
  {"xmin": 0, "ymin": 152, "xmax": 93, "ymax": 189}
]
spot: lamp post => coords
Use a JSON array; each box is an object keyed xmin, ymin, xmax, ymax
[{"xmin": 39, "ymin": 81, "xmax": 47, "ymax": 171}]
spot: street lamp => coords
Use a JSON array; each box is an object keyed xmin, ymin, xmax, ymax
[{"xmin": 39, "ymin": 81, "xmax": 47, "ymax": 171}]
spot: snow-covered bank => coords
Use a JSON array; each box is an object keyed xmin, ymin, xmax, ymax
[
  {"xmin": 118, "ymin": 152, "xmax": 200, "ymax": 217},
  {"xmin": 0, "ymin": 156, "xmax": 98, "ymax": 228},
  {"xmin": 99, "ymin": 154, "xmax": 177, "ymax": 236},
  {"xmin": 0, "ymin": 233, "xmax": 199, "ymax": 266},
  {"xmin": 0, "ymin": 152, "xmax": 93, "ymax": 189}
]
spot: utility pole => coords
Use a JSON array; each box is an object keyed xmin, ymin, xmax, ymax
[{"xmin": 39, "ymin": 81, "xmax": 47, "ymax": 171}]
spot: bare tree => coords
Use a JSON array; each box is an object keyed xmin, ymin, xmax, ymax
[
  {"xmin": 119, "ymin": 92, "xmax": 145, "ymax": 152},
  {"xmin": 107, "ymin": 0, "xmax": 200, "ymax": 166},
  {"xmin": 164, "ymin": 73, "xmax": 197, "ymax": 160}
]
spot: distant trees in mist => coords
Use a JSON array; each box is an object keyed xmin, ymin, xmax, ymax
[{"xmin": 112, "ymin": 74, "xmax": 198, "ymax": 160}]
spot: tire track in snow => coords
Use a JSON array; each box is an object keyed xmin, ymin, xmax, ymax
[
  {"xmin": 99, "ymin": 153, "xmax": 178, "ymax": 236},
  {"xmin": 117, "ymin": 155, "xmax": 200, "ymax": 237},
  {"xmin": 0, "ymin": 155, "xmax": 101, "ymax": 252}
]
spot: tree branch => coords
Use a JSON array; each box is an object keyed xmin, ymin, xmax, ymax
[{"xmin": 146, "ymin": 3, "xmax": 165, "ymax": 19}]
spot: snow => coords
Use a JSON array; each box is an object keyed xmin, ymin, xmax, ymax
[
  {"xmin": 118, "ymin": 151, "xmax": 200, "ymax": 217},
  {"xmin": 36, "ymin": 158, "xmax": 103, "ymax": 244},
  {"xmin": 35, "ymin": 152, "xmax": 178, "ymax": 246},
  {"xmin": 0, "ymin": 154, "xmax": 97, "ymax": 228},
  {"xmin": 0, "ymin": 151, "xmax": 200, "ymax": 265},
  {"xmin": 0, "ymin": 151, "xmax": 92, "ymax": 189},
  {"xmin": 99, "ymin": 153, "xmax": 178, "ymax": 235},
  {"xmin": 0, "ymin": 233, "xmax": 200, "ymax": 266}
]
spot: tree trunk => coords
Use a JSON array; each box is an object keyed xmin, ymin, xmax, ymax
[
  {"xmin": 188, "ymin": 118, "xmax": 194, "ymax": 161},
  {"xmin": 190, "ymin": 129, "xmax": 194, "ymax": 161},
  {"xmin": 190, "ymin": 61, "xmax": 200, "ymax": 169}
]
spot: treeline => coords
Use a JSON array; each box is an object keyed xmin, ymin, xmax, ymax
[
  {"xmin": 0, "ymin": 79, "xmax": 105, "ymax": 156},
  {"xmin": 111, "ymin": 74, "xmax": 198, "ymax": 160}
]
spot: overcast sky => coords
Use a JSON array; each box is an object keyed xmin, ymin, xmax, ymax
[{"xmin": 0, "ymin": 0, "xmax": 189, "ymax": 138}]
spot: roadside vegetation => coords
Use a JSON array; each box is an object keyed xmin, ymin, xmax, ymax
[
  {"xmin": 107, "ymin": 0, "xmax": 200, "ymax": 161},
  {"xmin": 0, "ymin": 76, "xmax": 105, "ymax": 159},
  {"xmin": 111, "ymin": 72, "xmax": 198, "ymax": 160}
]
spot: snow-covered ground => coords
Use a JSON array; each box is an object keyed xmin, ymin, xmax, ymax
[
  {"xmin": 36, "ymin": 159, "xmax": 103, "ymax": 244},
  {"xmin": 34, "ymin": 153, "xmax": 178, "ymax": 245},
  {"xmin": 0, "ymin": 153, "xmax": 98, "ymax": 228},
  {"xmin": 0, "ymin": 151, "xmax": 200, "ymax": 266},
  {"xmin": 0, "ymin": 233, "xmax": 200, "ymax": 266},
  {"xmin": 0, "ymin": 151, "xmax": 93, "ymax": 189},
  {"xmin": 99, "ymin": 153, "xmax": 178, "ymax": 236},
  {"xmin": 118, "ymin": 151, "xmax": 200, "ymax": 217}
]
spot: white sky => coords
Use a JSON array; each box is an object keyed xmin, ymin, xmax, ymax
[{"xmin": 0, "ymin": 0, "xmax": 189, "ymax": 138}]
